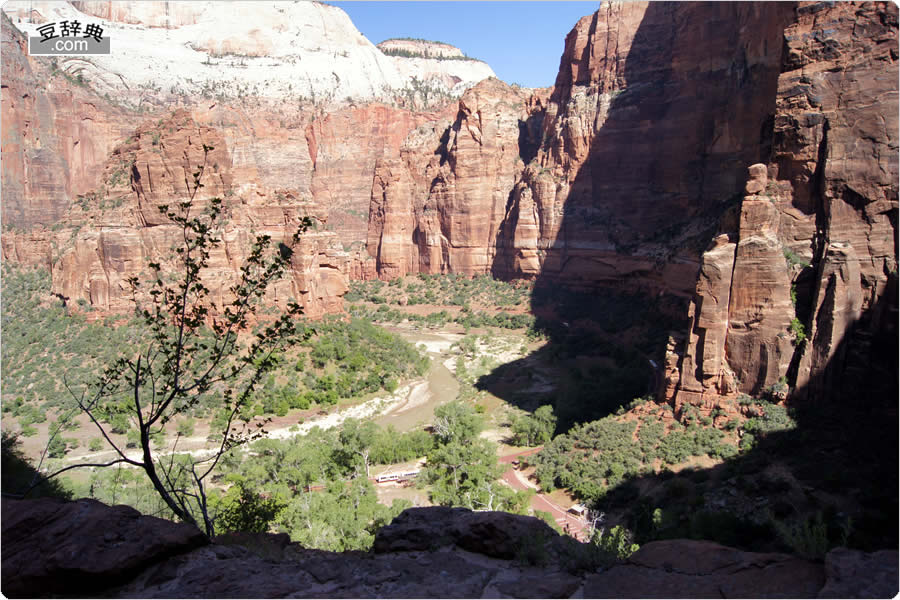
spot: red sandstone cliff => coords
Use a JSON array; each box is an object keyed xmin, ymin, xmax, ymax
[
  {"xmin": 0, "ymin": 9, "xmax": 456, "ymax": 317},
  {"xmin": 2, "ymin": 106, "xmax": 351, "ymax": 319},
  {"xmin": 366, "ymin": 78, "xmax": 549, "ymax": 278},
  {"xmin": 494, "ymin": 1, "xmax": 799, "ymax": 294},
  {"xmin": 1, "ymin": 12, "xmax": 135, "ymax": 230},
  {"xmin": 669, "ymin": 1, "xmax": 898, "ymax": 407},
  {"xmin": 359, "ymin": 1, "xmax": 898, "ymax": 409},
  {"xmin": 307, "ymin": 103, "xmax": 457, "ymax": 244}
]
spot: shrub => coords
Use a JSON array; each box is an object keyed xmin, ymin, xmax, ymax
[
  {"xmin": 214, "ymin": 483, "xmax": 286, "ymax": 534},
  {"xmin": 773, "ymin": 512, "xmax": 830, "ymax": 561},
  {"xmin": 177, "ymin": 418, "xmax": 195, "ymax": 438},
  {"xmin": 783, "ymin": 247, "xmax": 811, "ymax": 269},
  {"xmin": 533, "ymin": 510, "xmax": 562, "ymax": 534},
  {"xmin": 789, "ymin": 318, "xmax": 807, "ymax": 346},
  {"xmin": 47, "ymin": 436, "xmax": 72, "ymax": 458},
  {"xmin": 592, "ymin": 525, "xmax": 640, "ymax": 564},
  {"xmin": 658, "ymin": 430, "xmax": 694, "ymax": 464}
]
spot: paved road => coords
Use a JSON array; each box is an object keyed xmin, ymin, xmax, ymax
[{"xmin": 499, "ymin": 448, "xmax": 589, "ymax": 541}]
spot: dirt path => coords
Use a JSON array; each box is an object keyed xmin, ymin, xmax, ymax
[{"xmin": 499, "ymin": 448, "xmax": 589, "ymax": 541}]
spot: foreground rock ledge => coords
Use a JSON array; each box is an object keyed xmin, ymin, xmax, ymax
[{"xmin": 2, "ymin": 498, "xmax": 896, "ymax": 598}]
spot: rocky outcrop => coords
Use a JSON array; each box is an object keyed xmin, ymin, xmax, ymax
[
  {"xmin": 377, "ymin": 39, "xmax": 498, "ymax": 102},
  {"xmin": 4, "ymin": 497, "xmax": 896, "ymax": 599},
  {"xmin": 1, "ymin": 497, "xmax": 208, "ymax": 598},
  {"xmin": 366, "ymin": 78, "xmax": 547, "ymax": 278},
  {"xmin": 378, "ymin": 39, "xmax": 471, "ymax": 60},
  {"xmin": 778, "ymin": 0, "xmax": 899, "ymax": 402},
  {"xmin": 668, "ymin": 1, "xmax": 898, "ymax": 404},
  {"xmin": 373, "ymin": 505, "xmax": 569, "ymax": 559},
  {"xmin": 818, "ymin": 546, "xmax": 900, "ymax": 599},
  {"xmin": 585, "ymin": 539, "xmax": 827, "ymax": 598},
  {"xmin": 3, "ymin": 109, "xmax": 351, "ymax": 319}
]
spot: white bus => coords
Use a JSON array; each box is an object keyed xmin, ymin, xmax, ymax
[{"xmin": 375, "ymin": 469, "xmax": 420, "ymax": 483}]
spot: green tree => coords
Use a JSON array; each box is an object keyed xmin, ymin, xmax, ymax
[
  {"xmin": 511, "ymin": 404, "xmax": 557, "ymax": 446},
  {"xmin": 47, "ymin": 436, "xmax": 72, "ymax": 458},
  {"xmin": 29, "ymin": 145, "xmax": 312, "ymax": 537},
  {"xmin": 276, "ymin": 478, "xmax": 408, "ymax": 551},
  {"xmin": 424, "ymin": 437, "xmax": 528, "ymax": 512},
  {"xmin": 338, "ymin": 418, "xmax": 378, "ymax": 478},
  {"xmin": 212, "ymin": 483, "xmax": 285, "ymax": 534},
  {"xmin": 433, "ymin": 400, "xmax": 482, "ymax": 445},
  {"xmin": 592, "ymin": 525, "xmax": 640, "ymax": 564}
]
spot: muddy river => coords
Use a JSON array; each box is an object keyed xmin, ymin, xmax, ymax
[{"xmin": 372, "ymin": 328, "xmax": 461, "ymax": 431}]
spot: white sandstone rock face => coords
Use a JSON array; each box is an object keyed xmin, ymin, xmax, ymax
[
  {"xmin": 376, "ymin": 39, "xmax": 497, "ymax": 105},
  {"xmin": 378, "ymin": 39, "xmax": 467, "ymax": 59},
  {"xmin": 3, "ymin": 1, "xmax": 495, "ymax": 107}
]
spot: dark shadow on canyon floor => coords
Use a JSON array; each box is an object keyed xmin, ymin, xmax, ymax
[{"xmin": 476, "ymin": 287, "xmax": 684, "ymax": 432}]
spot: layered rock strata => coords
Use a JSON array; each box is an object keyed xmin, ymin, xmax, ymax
[
  {"xmin": 3, "ymin": 109, "xmax": 351, "ymax": 319},
  {"xmin": 366, "ymin": 77, "xmax": 549, "ymax": 277},
  {"xmin": 3, "ymin": 1, "xmax": 494, "ymax": 107},
  {"xmin": 1, "ymin": 12, "xmax": 134, "ymax": 230},
  {"xmin": 376, "ymin": 38, "xmax": 498, "ymax": 101},
  {"xmin": 669, "ymin": 1, "xmax": 898, "ymax": 404},
  {"xmin": 307, "ymin": 103, "xmax": 457, "ymax": 243},
  {"xmin": 1, "ymin": 8, "xmax": 471, "ymax": 316}
]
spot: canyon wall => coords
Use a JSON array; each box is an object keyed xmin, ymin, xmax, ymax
[
  {"xmin": 496, "ymin": 1, "xmax": 798, "ymax": 295},
  {"xmin": 363, "ymin": 1, "xmax": 897, "ymax": 407},
  {"xmin": 2, "ymin": 2, "xmax": 896, "ymax": 405},
  {"xmin": 365, "ymin": 1, "xmax": 802, "ymax": 295},
  {"xmin": 1, "ymin": 13, "xmax": 135, "ymax": 230},
  {"xmin": 307, "ymin": 103, "xmax": 457, "ymax": 244},
  {"xmin": 670, "ymin": 0, "xmax": 898, "ymax": 406},
  {"xmin": 366, "ymin": 77, "xmax": 548, "ymax": 277},
  {"xmin": 0, "ymin": 4, "xmax": 479, "ymax": 316},
  {"xmin": 3, "ymin": 108, "xmax": 350, "ymax": 318}
]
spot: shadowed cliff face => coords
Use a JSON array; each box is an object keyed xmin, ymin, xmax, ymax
[
  {"xmin": 484, "ymin": 0, "xmax": 897, "ymax": 415},
  {"xmin": 597, "ymin": 291, "xmax": 898, "ymax": 556},
  {"xmin": 669, "ymin": 0, "xmax": 899, "ymax": 406},
  {"xmin": 495, "ymin": 1, "xmax": 796, "ymax": 295},
  {"xmin": 476, "ymin": 0, "xmax": 898, "ymax": 560},
  {"xmin": 482, "ymin": 1, "xmax": 799, "ymax": 427}
]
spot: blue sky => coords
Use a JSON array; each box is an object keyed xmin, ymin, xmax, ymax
[{"xmin": 331, "ymin": 2, "xmax": 600, "ymax": 88}]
